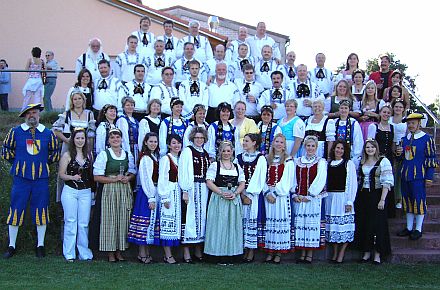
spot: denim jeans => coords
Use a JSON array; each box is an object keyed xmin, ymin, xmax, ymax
[{"xmin": 43, "ymin": 77, "xmax": 57, "ymax": 111}]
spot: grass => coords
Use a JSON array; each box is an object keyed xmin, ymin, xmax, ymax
[
  {"xmin": 1, "ymin": 112, "xmax": 440, "ymax": 289},
  {"xmin": 0, "ymin": 255, "xmax": 440, "ymax": 289}
]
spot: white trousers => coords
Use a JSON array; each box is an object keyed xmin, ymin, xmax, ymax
[{"xmin": 61, "ymin": 185, "xmax": 93, "ymax": 260}]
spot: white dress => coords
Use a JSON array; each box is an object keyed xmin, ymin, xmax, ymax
[
  {"xmin": 178, "ymin": 145, "xmax": 210, "ymax": 244},
  {"xmin": 236, "ymin": 152, "xmax": 268, "ymax": 249},
  {"xmin": 263, "ymin": 156, "xmax": 295, "ymax": 252},
  {"xmin": 292, "ymin": 156, "xmax": 327, "ymax": 249},
  {"xmin": 324, "ymin": 159, "xmax": 358, "ymax": 243},
  {"xmin": 157, "ymin": 153, "xmax": 182, "ymax": 245}
]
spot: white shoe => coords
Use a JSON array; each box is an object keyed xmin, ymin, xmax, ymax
[{"xmin": 395, "ymin": 203, "xmax": 402, "ymax": 209}]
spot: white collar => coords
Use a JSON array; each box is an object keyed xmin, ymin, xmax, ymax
[
  {"xmin": 21, "ymin": 123, "xmax": 45, "ymax": 132},
  {"xmin": 406, "ymin": 131, "xmax": 425, "ymax": 140},
  {"xmin": 301, "ymin": 155, "xmax": 317, "ymax": 164}
]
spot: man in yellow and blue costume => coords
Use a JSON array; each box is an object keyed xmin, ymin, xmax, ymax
[
  {"xmin": 2, "ymin": 104, "xmax": 60, "ymax": 258},
  {"xmin": 397, "ymin": 112, "xmax": 438, "ymax": 240}
]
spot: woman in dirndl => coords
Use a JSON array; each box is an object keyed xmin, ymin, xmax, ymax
[
  {"xmin": 127, "ymin": 132, "xmax": 159, "ymax": 264},
  {"xmin": 204, "ymin": 141, "xmax": 246, "ymax": 264},
  {"xmin": 93, "ymin": 128, "xmax": 136, "ymax": 262},
  {"xmin": 292, "ymin": 135, "xmax": 327, "ymax": 264}
]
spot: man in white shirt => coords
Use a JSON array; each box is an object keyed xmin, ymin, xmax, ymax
[
  {"xmin": 123, "ymin": 64, "xmax": 151, "ymax": 121},
  {"xmin": 228, "ymin": 43, "xmax": 254, "ymax": 82},
  {"xmin": 144, "ymin": 40, "xmax": 174, "ymax": 86},
  {"xmin": 234, "ymin": 63, "xmax": 264, "ymax": 122},
  {"xmin": 309, "ymin": 53, "xmax": 334, "ymax": 98},
  {"xmin": 93, "ymin": 59, "xmax": 126, "ymax": 117},
  {"xmin": 115, "ymin": 35, "xmax": 145, "ymax": 83},
  {"xmin": 75, "ymin": 38, "xmax": 110, "ymax": 81},
  {"xmin": 258, "ymin": 70, "xmax": 292, "ymax": 121},
  {"xmin": 156, "ymin": 20, "xmax": 180, "ymax": 60},
  {"xmin": 206, "ymin": 44, "xmax": 229, "ymax": 81},
  {"xmin": 277, "ymin": 51, "xmax": 297, "ymax": 88},
  {"xmin": 177, "ymin": 20, "xmax": 213, "ymax": 63},
  {"xmin": 149, "ymin": 66, "xmax": 178, "ymax": 118},
  {"xmin": 289, "ymin": 64, "xmax": 324, "ymax": 119},
  {"xmin": 225, "ymin": 26, "xmax": 251, "ymax": 62},
  {"xmin": 132, "ymin": 16, "xmax": 155, "ymax": 57},
  {"xmin": 247, "ymin": 22, "xmax": 281, "ymax": 63},
  {"xmin": 207, "ymin": 62, "xmax": 240, "ymax": 123},
  {"xmin": 173, "ymin": 42, "xmax": 208, "ymax": 88},
  {"xmin": 254, "ymin": 45, "xmax": 279, "ymax": 90},
  {"xmin": 178, "ymin": 60, "xmax": 209, "ymax": 120}
]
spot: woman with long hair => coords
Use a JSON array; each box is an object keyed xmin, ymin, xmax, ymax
[
  {"xmin": 355, "ymin": 139, "xmax": 393, "ymax": 264},
  {"xmin": 205, "ymin": 141, "xmax": 246, "ymax": 265},
  {"xmin": 326, "ymin": 79, "xmax": 360, "ymax": 119},
  {"xmin": 59, "ymin": 128, "xmax": 94, "ymax": 262},
  {"xmin": 53, "ymin": 91, "xmax": 95, "ymax": 201},
  {"xmin": 65, "ymin": 68, "xmax": 94, "ymax": 112},
  {"xmin": 127, "ymin": 132, "xmax": 160, "ymax": 264},
  {"xmin": 325, "ymin": 140, "xmax": 357, "ymax": 263},
  {"xmin": 157, "ymin": 134, "xmax": 183, "ymax": 264},
  {"xmin": 236, "ymin": 133, "xmax": 267, "ymax": 262},
  {"xmin": 263, "ymin": 133, "xmax": 295, "ymax": 264},
  {"xmin": 358, "ymin": 80, "xmax": 380, "ymax": 140}
]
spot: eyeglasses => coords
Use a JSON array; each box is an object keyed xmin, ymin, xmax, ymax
[
  {"xmin": 245, "ymin": 72, "xmax": 254, "ymax": 75},
  {"xmin": 45, "ymin": 55, "xmax": 51, "ymax": 57}
]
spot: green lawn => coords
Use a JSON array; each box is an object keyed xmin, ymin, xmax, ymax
[{"xmin": 0, "ymin": 255, "xmax": 440, "ymax": 289}]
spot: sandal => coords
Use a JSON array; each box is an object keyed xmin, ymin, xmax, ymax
[
  {"xmin": 163, "ymin": 256, "xmax": 178, "ymax": 264},
  {"xmin": 264, "ymin": 254, "xmax": 273, "ymax": 263},
  {"xmin": 137, "ymin": 255, "xmax": 153, "ymax": 264},
  {"xmin": 273, "ymin": 254, "xmax": 281, "ymax": 264}
]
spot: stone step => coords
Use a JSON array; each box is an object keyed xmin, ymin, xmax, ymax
[
  {"xmin": 390, "ymin": 233, "xmax": 440, "ymax": 249},
  {"xmin": 426, "ymin": 195, "xmax": 440, "ymax": 204},
  {"xmin": 388, "ymin": 219, "xmax": 440, "ymax": 233},
  {"xmin": 391, "ymin": 248, "xmax": 440, "ymax": 263},
  {"xmin": 427, "ymin": 205, "xmax": 440, "ymax": 219}
]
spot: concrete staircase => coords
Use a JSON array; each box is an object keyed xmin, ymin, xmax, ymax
[{"xmin": 389, "ymin": 127, "xmax": 440, "ymax": 263}]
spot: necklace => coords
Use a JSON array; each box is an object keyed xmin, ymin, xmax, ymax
[
  {"xmin": 73, "ymin": 109, "xmax": 84, "ymax": 119},
  {"xmin": 221, "ymin": 161, "xmax": 233, "ymax": 170}
]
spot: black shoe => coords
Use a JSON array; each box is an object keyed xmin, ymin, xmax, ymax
[
  {"xmin": 397, "ymin": 228, "xmax": 412, "ymax": 237},
  {"xmin": 36, "ymin": 246, "xmax": 45, "ymax": 258},
  {"xmin": 410, "ymin": 230, "xmax": 422, "ymax": 240},
  {"xmin": 3, "ymin": 246, "xmax": 16, "ymax": 259}
]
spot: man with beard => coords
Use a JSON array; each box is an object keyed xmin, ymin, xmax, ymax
[
  {"xmin": 2, "ymin": 103, "xmax": 60, "ymax": 259},
  {"xmin": 75, "ymin": 38, "xmax": 110, "ymax": 81},
  {"xmin": 207, "ymin": 62, "xmax": 240, "ymax": 123}
]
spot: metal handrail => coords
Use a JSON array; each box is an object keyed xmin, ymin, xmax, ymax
[
  {"xmin": 4, "ymin": 69, "xmax": 75, "ymax": 73},
  {"xmin": 403, "ymin": 80, "xmax": 438, "ymax": 144}
]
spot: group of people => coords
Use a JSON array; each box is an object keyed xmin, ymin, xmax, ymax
[{"xmin": 1, "ymin": 17, "xmax": 438, "ymax": 265}]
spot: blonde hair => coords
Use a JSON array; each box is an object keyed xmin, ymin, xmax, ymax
[
  {"xmin": 333, "ymin": 79, "xmax": 355, "ymax": 102},
  {"xmin": 267, "ymin": 133, "xmax": 289, "ymax": 164},
  {"xmin": 361, "ymin": 80, "xmax": 379, "ymax": 109},
  {"xmin": 147, "ymin": 98, "xmax": 162, "ymax": 115},
  {"xmin": 360, "ymin": 139, "xmax": 381, "ymax": 165},
  {"xmin": 285, "ymin": 98, "xmax": 298, "ymax": 108},
  {"xmin": 216, "ymin": 141, "xmax": 235, "ymax": 162},
  {"xmin": 69, "ymin": 91, "xmax": 86, "ymax": 111}
]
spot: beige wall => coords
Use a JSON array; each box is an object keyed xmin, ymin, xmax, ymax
[{"xmin": 0, "ymin": 0, "xmax": 186, "ymax": 110}]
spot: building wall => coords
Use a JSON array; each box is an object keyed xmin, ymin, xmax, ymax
[{"xmin": 0, "ymin": 0, "xmax": 186, "ymax": 110}]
